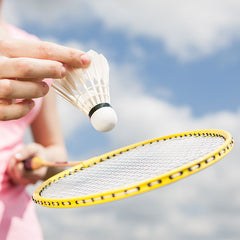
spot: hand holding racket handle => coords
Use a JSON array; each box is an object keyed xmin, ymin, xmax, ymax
[
  {"xmin": 23, "ymin": 156, "xmax": 43, "ymax": 170},
  {"xmin": 23, "ymin": 157, "xmax": 81, "ymax": 170}
]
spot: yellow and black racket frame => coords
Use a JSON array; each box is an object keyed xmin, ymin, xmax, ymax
[{"xmin": 32, "ymin": 129, "xmax": 233, "ymax": 208}]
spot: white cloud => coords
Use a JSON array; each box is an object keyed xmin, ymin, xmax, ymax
[
  {"xmin": 89, "ymin": 0, "xmax": 240, "ymax": 60},
  {"xmin": 108, "ymin": 63, "xmax": 240, "ymax": 147},
  {"xmin": 56, "ymin": 96, "xmax": 89, "ymax": 137},
  {"xmin": 2, "ymin": 0, "xmax": 20, "ymax": 25},
  {"xmin": 2, "ymin": 0, "xmax": 88, "ymax": 27},
  {"xmin": 4, "ymin": 0, "xmax": 240, "ymax": 60}
]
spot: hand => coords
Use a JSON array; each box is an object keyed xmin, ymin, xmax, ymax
[
  {"xmin": 0, "ymin": 38, "xmax": 91, "ymax": 120},
  {"xmin": 7, "ymin": 143, "xmax": 50, "ymax": 185}
]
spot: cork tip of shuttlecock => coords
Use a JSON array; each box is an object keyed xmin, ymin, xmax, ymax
[{"xmin": 90, "ymin": 106, "xmax": 117, "ymax": 132}]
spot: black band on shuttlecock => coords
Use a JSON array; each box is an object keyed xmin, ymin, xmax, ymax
[{"xmin": 89, "ymin": 103, "xmax": 112, "ymax": 118}]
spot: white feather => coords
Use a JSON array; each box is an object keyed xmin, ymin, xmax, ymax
[{"xmin": 52, "ymin": 50, "xmax": 117, "ymax": 132}]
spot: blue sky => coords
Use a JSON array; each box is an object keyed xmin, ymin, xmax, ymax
[{"xmin": 3, "ymin": 0, "xmax": 240, "ymax": 239}]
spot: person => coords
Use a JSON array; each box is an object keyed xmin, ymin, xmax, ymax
[{"xmin": 0, "ymin": 1, "xmax": 91, "ymax": 239}]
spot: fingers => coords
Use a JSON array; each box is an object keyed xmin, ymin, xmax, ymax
[
  {"xmin": 7, "ymin": 143, "xmax": 48, "ymax": 185},
  {"xmin": 0, "ymin": 39, "xmax": 91, "ymax": 121},
  {"xmin": 14, "ymin": 143, "xmax": 44, "ymax": 162},
  {"xmin": 0, "ymin": 79, "xmax": 49, "ymax": 99},
  {"xmin": 0, "ymin": 39, "xmax": 91, "ymax": 68},
  {"xmin": 7, "ymin": 156, "xmax": 43, "ymax": 185},
  {"xmin": 0, "ymin": 78, "xmax": 49, "ymax": 120},
  {"xmin": 7, "ymin": 157, "xmax": 30, "ymax": 185},
  {"xmin": 0, "ymin": 57, "xmax": 66, "ymax": 79},
  {"xmin": 0, "ymin": 99, "xmax": 35, "ymax": 121}
]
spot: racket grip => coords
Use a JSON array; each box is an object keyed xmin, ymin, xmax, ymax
[{"xmin": 23, "ymin": 157, "xmax": 44, "ymax": 170}]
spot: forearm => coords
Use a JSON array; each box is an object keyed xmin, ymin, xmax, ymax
[{"xmin": 31, "ymin": 88, "xmax": 68, "ymax": 179}]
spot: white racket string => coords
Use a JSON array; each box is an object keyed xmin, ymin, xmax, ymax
[{"xmin": 40, "ymin": 135, "xmax": 225, "ymax": 199}]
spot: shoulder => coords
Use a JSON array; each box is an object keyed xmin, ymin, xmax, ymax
[{"xmin": 5, "ymin": 22, "xmax": 39, "ymax": 40}]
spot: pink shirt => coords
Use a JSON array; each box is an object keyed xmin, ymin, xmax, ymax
[{"xmin": 0, "ymin": 24, "xmax": 44, "ymax": 240}]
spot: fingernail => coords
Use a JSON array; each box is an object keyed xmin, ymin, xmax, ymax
[
  {"xmin": 15, "ymin": 153, "xmax": 23, "ymax": 160},
  {"xmin": 27, "ymin": 100, "xmax": 35, "ymax": 109},
  {"xmin": 61, "ymin": 66, "xmax": 67, "ymax": 77},
  {"xmin": 41, "ymin": 82, "xmax": 49, "ymax": 94},
  {"xmin": 80, "ymin": 54, "xmax": 91, "ymax": 66}
]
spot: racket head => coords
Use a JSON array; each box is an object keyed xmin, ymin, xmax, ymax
[{"xmin": 33, "ymin": 129, "xmax": 233, "ymax": 208}]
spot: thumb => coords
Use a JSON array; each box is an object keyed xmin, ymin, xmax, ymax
[{"xmin": 14, "ymin": 143, "xmax": 43, "ymax": 162}]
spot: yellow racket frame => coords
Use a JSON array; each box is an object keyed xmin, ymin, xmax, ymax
[{"xmin": 32, "ymin": 129, "xmax": 233, "ymax": 208}]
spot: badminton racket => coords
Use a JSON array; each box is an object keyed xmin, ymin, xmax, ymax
[{"xmin": 31, "ymin": 129, "xmax": 233, "ymax": 208}]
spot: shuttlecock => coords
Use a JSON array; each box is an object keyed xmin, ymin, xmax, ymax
[{"xmin": 53, "ymin": 50, "xmax": 117, "ymax": 132}]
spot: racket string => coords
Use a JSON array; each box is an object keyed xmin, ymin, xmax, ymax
[{"xmin": 40, "ymin": 135, "xmax": 225, "ymax": 199}]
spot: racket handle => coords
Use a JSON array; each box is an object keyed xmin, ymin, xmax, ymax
[{"xmin": 23, "ymin": 157, "xmax": 45, "ymax": 170}]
